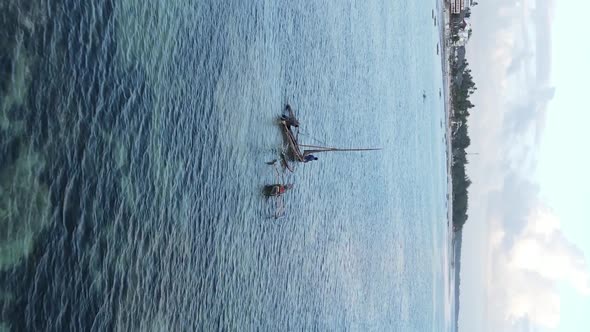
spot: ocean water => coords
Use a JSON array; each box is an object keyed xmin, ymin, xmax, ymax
[{"xmin": 0, "ymin": 0, "xmax": 450, "ymax": 331}]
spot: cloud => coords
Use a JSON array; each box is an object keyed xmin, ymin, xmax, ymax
[
  {"xmin": 510, "ymin": 210, "xmax": 589, "ymax": 294},
  {"xmin": 487, "ymin": 203, "xmax": 590, "ymax": 330},
  {"xmin": 505, "ymin": 50, "xmax": 531, "ymax": 75},
  {"xmin": 461, "ymin": 0, "xmax": 590, "ymax": 331}
]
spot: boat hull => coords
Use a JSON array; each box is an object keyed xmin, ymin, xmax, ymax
[
  {"xmin": 263, "ymin": 185, "xmax": 282, "ymax": 197},
  {"xmin": 280, "ymin": 121, "xmax": 305, "ymax": 162}
]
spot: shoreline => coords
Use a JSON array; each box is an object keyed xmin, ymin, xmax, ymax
[
  {"xmin": 438, "ymin": 1, "xmax": 457, "ymax": 331},
  {"xmin": 440, "ymin": 1, "xmax": 453, "ymax": 232}
]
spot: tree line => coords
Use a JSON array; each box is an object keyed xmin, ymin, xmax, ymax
[{"xmin": 450, "ymin": 57, "xmax": 476, "ymax": 231}]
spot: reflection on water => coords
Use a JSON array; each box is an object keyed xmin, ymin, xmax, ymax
[{"xmin": 1, "ymin": 0, "xmax": 450, "ymax": 330}]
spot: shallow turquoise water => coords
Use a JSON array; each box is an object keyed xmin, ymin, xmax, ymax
[{"xmin": 0, "ymin": 0, "xmax": 449, "ymax": 330}]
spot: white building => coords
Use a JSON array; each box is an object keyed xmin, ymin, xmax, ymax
[
  {"xmin": 453, "ymin": 26, "xmax": 471, "ymax": 46},
  {"xmin": 450, "ymin": 0, "xmax": 468, "ymax": 14}
]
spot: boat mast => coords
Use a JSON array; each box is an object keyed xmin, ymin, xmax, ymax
[{"xmin": 302, "ymin": 147, "xmax": 381, "ymax": 155}]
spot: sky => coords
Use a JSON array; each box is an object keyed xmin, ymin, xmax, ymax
[{"xmin": 460, "ymin": 0, "xmax": 590, "ymax": 331}]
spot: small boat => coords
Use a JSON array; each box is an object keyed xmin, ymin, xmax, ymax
[
  {"xmin": 264, "ymin": 161, "xmax": 293, "ymax": 218},
  {"xmin": 279, "ymin": 105, "xmax": 381, "ymax": 163},
  {"xmin": 280, "ymin": 120, "xmax": 305, "ymax": 162},
  {"xmin": 263, "ymin": 183, "xmax": 293, "ymax": 197}
]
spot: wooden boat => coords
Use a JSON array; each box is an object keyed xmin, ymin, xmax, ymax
[
  {"xmin": 263, "ymin": 184, "xmax": 293, "ymax": 197},
  {"xmin": 279, "ymin": 105, "xmax": 381, "ymax": 163},
  {"xmin": 280, "ymin": 120, "xmax": 305, "ymax": 162},
  {"xmin": 281, "ymin": 122, "xmax": 381, "ymax": 161},
  {"xmin": 264, "ymin": 162, "xmax": 293, "ymax": 218}
]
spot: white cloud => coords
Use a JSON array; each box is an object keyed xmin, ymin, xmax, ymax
[
  {"xmin": 487, "ymin": 205, "xmax": 590, "ymax": 329},
  {"xmin": 460, "ymin": 1, "xmax": 590, "ymax": 331}
]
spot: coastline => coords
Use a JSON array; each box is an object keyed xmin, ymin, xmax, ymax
[
  {"xmin": 438, "ymin": 0, "xmax": 457, "ymax": 331},
  {"xmin": 440, "ymin": 0, "xmax": 453, "ymax": 232},
  {"xmin": 437, "ymin": 0, "xmax": 454, "ymax": 254}
]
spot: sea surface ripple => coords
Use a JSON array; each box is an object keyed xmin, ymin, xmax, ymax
[{"xmin": 0, "ymin": 0, "xmax": 450, "ymax": 331}]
